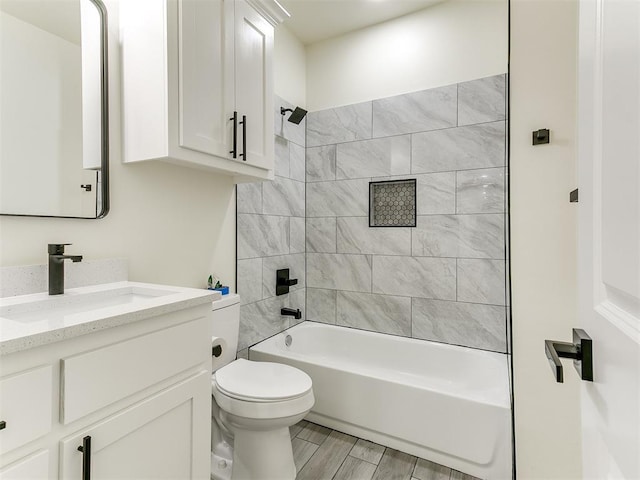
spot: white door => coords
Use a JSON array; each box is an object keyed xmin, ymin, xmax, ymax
[
  {"xmin": 234, "ymin": 0, "xmax": 274, "ymax": 169},
  {"xmin": 577, "ymin": 0, "xmax": 640, "ymax": 478},
  {"xmin": 59, "ymin": 371, "xmax": 211, "ymax": 480}
]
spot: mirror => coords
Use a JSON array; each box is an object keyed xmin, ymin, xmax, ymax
[{"xmin": 0, "ymin": 0, "xmax": 109, "ymax": 219}]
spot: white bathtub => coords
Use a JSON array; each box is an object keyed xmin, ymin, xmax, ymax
[{"xmin": 249, "ymin": 322, "xmax": 512, "ymax": 480}]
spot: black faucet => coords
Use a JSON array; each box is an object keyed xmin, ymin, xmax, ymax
[
  {"xmin": 281, "ymin": 307, "xmax": 302, "ymax": 320},
  {"xmin": 48, "ymin": 244, "xmax": 83, "ymax": 295}
]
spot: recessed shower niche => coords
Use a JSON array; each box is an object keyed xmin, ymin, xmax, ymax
[{"xmin": 369, "ymin": 179, "xmax": 417, "ymax": 227}]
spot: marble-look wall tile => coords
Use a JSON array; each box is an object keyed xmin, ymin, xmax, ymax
[
  {"xmin": 263, "ymin": 177, "xmax": 305, "ymax": 217},
  {"xmin": 307, "ymin": 102, "xmax": 372, "ymax": 147},
  {"xmin": 412, "ymin": 298, "xmax": 507, "ymax": 352},
  {"xmin": 275, "ymin": 136, "xmax": 290, "ymax": 178},
  {"xmin": 306, "ymin": 288, "xmax": 337, "ymax": 324},
  {"xmin": 458, "ymin": 74, "xmax": 506, "ymax": 126},
  {"xmin": 236, "ymin": 348, "xmax": 248, "ymax": 360},
  {"xmin": 306, "ymin": 217, "xmax": 337, "ymax": 253},
  {"xmin": 237, "ymin": 258, "xmax": 262, "ymax": 305},
  {"xmin": 275, "ymin": 95, "xmax": 306, "ymax": 147},
  {"xmin": 416, "ymin": 173, "xmax": 456, "ymax": 215},
  {"xmin": 307, "ymin": 253, "xmax": 372, "ymax": 292},
  {"xmin": 456, "ymin": 168, "xmax": 505, "ymax": 214},
  {"xmin": 337, "ymin": 217, "xmax": 411, "ymax": 256},
  {"xmin": 237, "ymin": 182, "xmax": 262, "ymax": 214},
  {"xmin": 336, "ymin": 136, "xmax": 411, "ymax": 179},
  {"xmin": 337, "ymin": 291, "xmax": 411, "ymax": 336},
  {"xmin": 307, "ymin": 179, "xmax": 369, "ymax": 217},
  {"xmin": 372, "ymin": 256, "xmax": 456, "ymax": 300},
  {"xmin": 290, "ymin": 142, "xmax": 306, "ymax": 182},
  {"xmin": 306, "ymin": 145, "xmax": 337, "ymax": 182},
  {"xmin": 262, "ymin": 253, "xmax": 306, "ymax": 298},
  {"xmin": 411, "ymin": 122, "xmax": 506, "ymax": 174},
  {"xmin": 288, "ymin": 288, "xmax": 307, "ymax": 326},
  {"xmin": 372, "ymin": 85, "xmax": 457, "ymax": 137},
  {"xmin": 239, "ymin": 295, "xmax": 289, "ymax": 350},
  {"xmin": 290, "ymin": 217, "xmax": 306, "ymax": 254},
  {"xmin": 237, "ymin": 214, "xmax": 289, "ymax": 259},
  {"xmin": 412, "ymin": 214, "xmax": 505, "ymax": 259},
  {"xmin": 457, "ymin": 259, "xmax": 506, "ymax": 305}
]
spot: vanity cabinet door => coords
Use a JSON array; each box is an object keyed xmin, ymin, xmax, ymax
[
  {"xmin": 59, "ymin": 371, "xmax": 211, "ymax": 480},
  {"xmin": 179, "ymin": 0, "xmax": 235, "ymax": 159},
  {"xmin": 0, "ymin": 366, "xmax": 52, "ymax": 455},
  {"xmin": 0, "ymin": 450, "xmax": 50, "ymax": 480},
  {"xmin": 233, "ymin": 0, "xmax": 274, "ymax": 170}
]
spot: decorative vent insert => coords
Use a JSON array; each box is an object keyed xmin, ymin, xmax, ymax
[{"xmin": 369, "ymin": 179, "xmax": 416, "ymax": 227}]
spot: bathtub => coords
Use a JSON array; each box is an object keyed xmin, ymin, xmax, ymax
[{"xmin": 249, "ymin": 322, "xmax": 512, "ymax": 480}]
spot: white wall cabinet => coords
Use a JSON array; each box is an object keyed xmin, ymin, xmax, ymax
[
  {"xmin": 121, "ymin": 0, "xmax": 287, "ymax": 182},
  {"xmin": 0, "ymin": 305, "xmax": 212, "ymax": 479}
]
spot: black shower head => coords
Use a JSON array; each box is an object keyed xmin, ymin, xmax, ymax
[{"xmin": 280, "ymin": 106, "xmax": 308, "ymax": 125}]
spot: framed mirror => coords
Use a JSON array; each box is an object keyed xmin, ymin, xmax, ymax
[{"xmin": 0, "ymin": 0, "xmax": 109, "ymax": 219}]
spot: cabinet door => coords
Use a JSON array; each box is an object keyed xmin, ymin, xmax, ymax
[
  {"xmin": 0, "ymin": 450, "xmax": 49, "ymax": 480},
  {"xmin": 60, "ymin": 371, "xmax": 211, "ymax": 480},
  {"xmin": 234, "ymin": 0, "xmax": 274, "ymax": 170},
  {"xmin": 0, "ymin": 366, "xmax": 52, "ymax": 455},
  {"xmin": 179, "ymin": 0, "xmax": 235, "ymax": 159}
]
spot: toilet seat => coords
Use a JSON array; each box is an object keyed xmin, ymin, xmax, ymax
[
  {"xmin": 212, "ymin": 359, "xmax": 314, "ymax": 419},
  {"xmin": 216, "ymin": 359, "xmax": 312, "ymax": 402}
]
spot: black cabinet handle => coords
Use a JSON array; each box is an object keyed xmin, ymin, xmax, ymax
[
  {"xmin": 239, "ymin": 115, "xmax": 247, "ymax": 161},
  {"xmin": 0, "ymin": 420, "xmax": 6, "ymax": 430},
  {"xmin": 229, "ymin": 111, "xmax": 238, "ymax": 159},
  {"xmin": 77, "ymin": 435, "xmax": 92, "ymax": 480}
]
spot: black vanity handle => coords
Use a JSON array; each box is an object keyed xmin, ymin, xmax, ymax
[
  {"xmin": 545, "ymin": 328, "xmax": 593, "ymax": 383},
  {"xmin": 77, "ymin": 435, "xmax": 92, "ymax": 480},
  {"xmin": 0, "ymin": 420, "xmax": 6, "ymax": 430},
  {"xmin": 239, "ymin": 115, "xmax": 247, "ymax": 161},
  {"xmin": 229, "ymin": 111, "xmax": 237, "ymax": 159}
]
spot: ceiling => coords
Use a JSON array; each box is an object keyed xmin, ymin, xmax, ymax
[{"xmin": 278, "ymin": 0, "xmax": 445, "ymax": 45}]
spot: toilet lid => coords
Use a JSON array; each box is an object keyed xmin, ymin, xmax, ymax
[{"xmin": 215, "ymin": 359, "xmax": 312, "ymax": 402}]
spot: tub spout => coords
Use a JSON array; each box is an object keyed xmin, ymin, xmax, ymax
[{"xmin": 281, "ymin": 307, "xmax": 302, "ymax": 320}]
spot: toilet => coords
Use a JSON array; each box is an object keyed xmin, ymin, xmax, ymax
[{"xmin": 210, "ymin": 294, "xmax": 314, "ymax": 480}]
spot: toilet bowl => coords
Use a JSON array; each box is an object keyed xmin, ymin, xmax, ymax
[{"xmin": 210, "ymin": 295, "xmax": 315, "ymax": 480}]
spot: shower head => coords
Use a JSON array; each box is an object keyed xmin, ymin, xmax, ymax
[{"xmin": 280, "ymin": 106, "xmax": 308, "ymax": 125}]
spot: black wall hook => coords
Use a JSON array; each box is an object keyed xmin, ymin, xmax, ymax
[{"xmin": 532, "ymin": 128, "xmax": 550, "ymax": 145}]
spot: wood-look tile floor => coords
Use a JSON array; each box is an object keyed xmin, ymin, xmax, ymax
[{"xmin": 290, "ymin": 421, "xmax": 482, "ymax": 480}]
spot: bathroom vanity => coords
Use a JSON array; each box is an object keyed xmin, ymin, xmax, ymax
[{"xmin": 0, "ymin": 282, "xmax": 217, "ymax": 479}]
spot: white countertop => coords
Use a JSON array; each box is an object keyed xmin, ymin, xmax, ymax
[{"xmin": 0, "ymin": 281, "xmax": 221, "ymax": 355}]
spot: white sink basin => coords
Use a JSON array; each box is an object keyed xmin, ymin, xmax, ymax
[
  {"xmin": 0, "ymin": 281, "xmax": 220, "ymax": 354},
  {"xmin": 1, "ymin": 285, "xmax": 178, "ymax": 324}
]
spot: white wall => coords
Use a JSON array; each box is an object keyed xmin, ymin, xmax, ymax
[
  {"xmin": 510, "ymin": 0, "xmax": 582, "ymax": 478},
  {"xmin": 305, "ymin": 0, "xmax": 508, "ymax": 111},
  {"xmin": 274, "ymin": 25, "xmax": 306, "ymax": 109},
  {"xmin": 0, "ymin": 0, "xmax": 237, "ymax": 291}
]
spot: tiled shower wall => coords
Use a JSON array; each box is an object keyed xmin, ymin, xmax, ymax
[
  {"xmin": 236, "ymin": 96, "xmax": 307, "ymax": 355},
  {"xmin": 305, "ymin": 74, "xmax": 508, "ymax": 353}
]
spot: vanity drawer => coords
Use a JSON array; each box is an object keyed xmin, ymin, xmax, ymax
[
  {"xmin": 0, "ymin": 366, "xmax": 53, "ymax": 455},
  {"xmin": 61, "ymin": 317, "xmax": 210, "ymax": 424}
]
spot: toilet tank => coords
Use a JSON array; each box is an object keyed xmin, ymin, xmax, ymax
[{"xmin": 211, "ymin": 294, "xmax": 241, "ymax": 372}]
